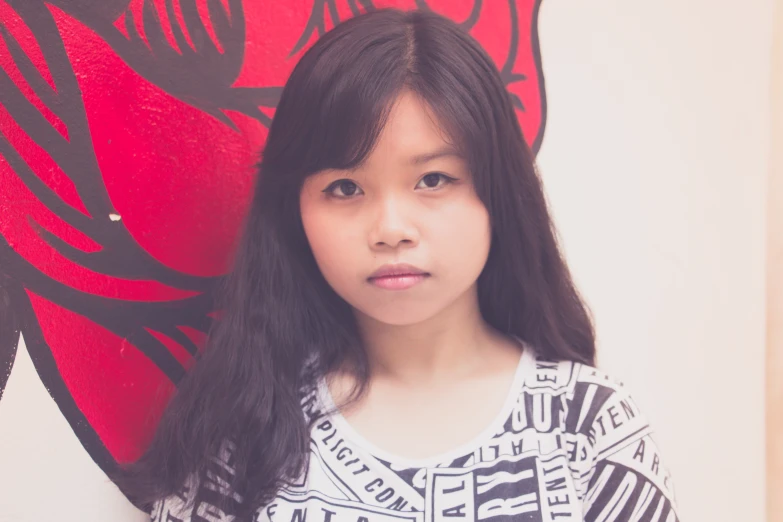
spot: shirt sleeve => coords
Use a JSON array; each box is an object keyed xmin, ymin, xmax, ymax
[{"xmin": 581, "ymin": 383, "xmax": 681, "ymax": 521}]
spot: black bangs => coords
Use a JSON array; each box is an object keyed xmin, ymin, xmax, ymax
[{"xmin": 309, "ymin": 77, "xmax": 400, "ymax": 173}]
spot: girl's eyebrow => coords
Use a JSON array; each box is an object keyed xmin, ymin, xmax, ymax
[{"xmin": 410, "ymin": 146, "xmax": 462, "ymax": 165}]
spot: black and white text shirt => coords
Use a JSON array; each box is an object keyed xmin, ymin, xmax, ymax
[{"xmin": 152, "ymin": 348, "xmax": 680, "ymax": 521}]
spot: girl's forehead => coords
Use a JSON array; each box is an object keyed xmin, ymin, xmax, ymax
[
  {"xmin": 383, "ymin": 92, "xmax": 444, "ymax": 139},
  {"xmin": 364, "ymin": 92, "xmax": 458, "ymax": 163}
]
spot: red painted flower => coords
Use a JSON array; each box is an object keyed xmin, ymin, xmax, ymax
[{"xmin": 0, "ymin": 0, "xmax": 545, "ymax": 486}]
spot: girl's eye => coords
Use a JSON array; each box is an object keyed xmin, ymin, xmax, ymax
[
  {"xmin": 323, "ymin": 180, "xmax": 363, "ymax": 198},
  {"xmin": 416, "ymin": 172, "xmax": 456, "ymax": 190}
]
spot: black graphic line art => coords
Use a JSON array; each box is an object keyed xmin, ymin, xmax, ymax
[
  {"xmin": 0, "ymin": 273, "xmax": 21, "ymax": 403},
  {"xmin": 528, "ymin": 0, "xmax": 546, "ymax": 152},
  {"xmin": 0, "ymin": 1, "xmax": 217, "ymax": 381},
  {"xmin": 0, "ymin": 1, "xmax": 549, "ymax": 513},
  {"xmin": 289, "ymin": 0, "xmax": 378, "ymax": 58},
  {"xmin": 45, "ymin": 0, "xmax": 282, "ymax": 129},
  {"xmin": 290, "ymin": 0, "xmax": 342, "ymax": 57},
  {"xmin": 0, "ymin": 0, "xmax": 222, "ymax": 488},
  {"xmin": 0, "ymin": 233, "xmax": 212, "ymax": 383},
  {"xmin": 0, "ymin": 1, "xmax": 215, "ymax": 291},
  {"xmin": 412, "ymin": 0, "xmax": 547, "ymax": 151},
  {"xmin": 0, "ymin": 276, "xmax": 120, "ymax": 480},
  {"xmin": 414, "ymin": 0, "xmax": 483, "ymax": 31}
]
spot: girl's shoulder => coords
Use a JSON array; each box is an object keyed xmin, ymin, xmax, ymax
[
  {"xmin": 520, "ymin": 352, "xmax": 680, "ymax": 518},
  {"xmin": 524, "ymin": 350, "xmax": 631, "ymax": 401},
  {"xmin": 521, "ymin": 350, "xmax": 651, "ymax": 441}
]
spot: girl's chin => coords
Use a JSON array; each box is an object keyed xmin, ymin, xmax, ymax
[{"xmin": 352, "ymin": 304, "xmax": 446, "ymax": 328}]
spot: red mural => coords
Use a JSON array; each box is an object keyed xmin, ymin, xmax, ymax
[{"xmin": 0, "ymin": 0, "xmax": 545, "ymax": 491}]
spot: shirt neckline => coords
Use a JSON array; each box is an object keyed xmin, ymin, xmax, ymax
[{"xmin": 316, "ymin": 339, "xmax": 534, "ymax": 470}]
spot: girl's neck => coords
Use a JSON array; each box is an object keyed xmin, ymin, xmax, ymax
[{"xmin": 353, "ymin": 285, "xmax": 515, "ymax": 385}]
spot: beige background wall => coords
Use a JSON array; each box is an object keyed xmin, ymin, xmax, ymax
[
  {"xmin": 0, "ymin": 1, "xmax": 776, "ymax": 521},
  {"xmin": 769, "ymin": 0, "xmax": 782, "ymax": 520},
  {"xmin": 537, "ymin": 0, "xmax": 772, "ymax": 520}
]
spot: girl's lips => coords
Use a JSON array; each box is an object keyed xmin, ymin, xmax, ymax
[
  {"xmin": 368, "ymin": 263, "xmax": 428, "ymax": 279},
  {"xmin": 367, "ymin": 263, "xmax": 430, "ymax": 290},
  {"xmin": 368, "ymin": 273, "xmax": 429, "ymax": 290}
]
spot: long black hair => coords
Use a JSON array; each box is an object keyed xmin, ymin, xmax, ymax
[{"xmin": 113, "ymin": 8, "xmax": 595, "ymax": 521}]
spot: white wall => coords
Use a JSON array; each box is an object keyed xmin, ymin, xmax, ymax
[
  {"xmin": 537, "ymin": 1, "xmax": 772, "ymax": 521},
  {"xmin": 767, "ymin": 0, "xmax": 783, "ymax": 519},
  {"xmin": 0, "ymin": 1, "xmax": 774, "ymax": 521},
  {"xmin": 0, "ymin": 335, "xmax": 148, "ymax": 522}
]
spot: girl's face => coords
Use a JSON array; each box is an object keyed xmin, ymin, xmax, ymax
[{"xmin": 300, "ymin": 91, "xmax": 491, "ymax": 326}]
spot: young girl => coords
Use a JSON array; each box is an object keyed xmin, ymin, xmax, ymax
[{"xmin": 116, "ymin": 8, "xmax": 680, "ymax": 522}]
